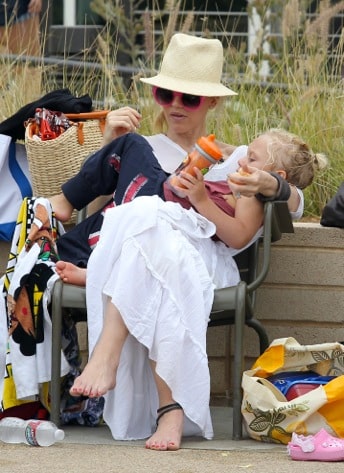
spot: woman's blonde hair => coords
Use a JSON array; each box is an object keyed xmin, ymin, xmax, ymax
[
  {"xmin": 153, "ymin": 110, "xmax": 167, "ymax": 134},
  {"xmin": 262, "ymin": 128, "xmax": 328, "ymax": 189}
]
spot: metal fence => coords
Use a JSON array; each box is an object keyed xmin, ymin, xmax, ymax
[
  {"xmin": 1, "ymin": 8, "xmax": 342, "ymax": 97},
  {"xmin": 42, "ymin": 7, "xmax": 343, "ymax": 78}
]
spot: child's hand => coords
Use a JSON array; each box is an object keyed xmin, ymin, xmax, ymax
[{"xmin": 174, "ymin": 168, "xmax": 209, "ymax": 206}]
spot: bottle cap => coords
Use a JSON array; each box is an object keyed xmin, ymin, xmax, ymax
[
  {"xmin": 54, "ymin": 429, "xmax": 65, "ymax": 441},
  {"xmin": 196, "ymin": 134, "xmax": 222, "ymax": 160}
]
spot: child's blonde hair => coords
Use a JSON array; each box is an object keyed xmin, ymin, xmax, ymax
[{"xmin": 262, "ymin": 128, "xmax": 328, "ymax": 189}]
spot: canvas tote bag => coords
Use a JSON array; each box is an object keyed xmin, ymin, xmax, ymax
[
  {"xmin": 24, "ymin": 110, "xmax": 108, "ymax": 223},
  {"xmin": 25, "ymin": 110, "xmax": 108, "ymax": 199},
  {"xmin": 242, "ymin": 337, "xmax": 344, "ymax": 444}
]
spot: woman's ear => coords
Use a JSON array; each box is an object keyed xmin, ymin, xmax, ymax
[{"xmin": 209, "ymin": 97, "xmax": 219, "ymax": 109}]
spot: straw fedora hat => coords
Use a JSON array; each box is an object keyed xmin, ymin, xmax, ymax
[{"xmin": 140, "ymin": 33, "xmax": 237, "ymax": 97}]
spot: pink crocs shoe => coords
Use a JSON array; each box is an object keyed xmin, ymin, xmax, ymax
[{"xmin": 288, "ymin": 429, "xmax": 344, "ymax": 461}]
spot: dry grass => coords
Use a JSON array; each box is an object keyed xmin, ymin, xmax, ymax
[{"xmin": 0, "ymin": 0, "xmax": 343, "ymax": 217}]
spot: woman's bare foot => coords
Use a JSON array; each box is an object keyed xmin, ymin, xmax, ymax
[
  {"xmin": 70, "ymin": 350, "xmax": 118, "ymax": 398},
  {"xmin": 70, "ymin": 298, "xmax": 128, "ymax": 398},
  {"xmin": 49, "ymin": 193, "xmax": 74, "ymax": 222},
  {"xmin": 55, "ymin": 261, "xmax": 86, "ymax": 286},
  {"xmin": 145, "ymin": 406, "xmax": 184, "ymax": 451}
]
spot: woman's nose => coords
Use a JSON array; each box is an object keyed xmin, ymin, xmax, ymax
[{"xmin": 171, "ymin": 94, "xmax": 183, "ymax": 107}]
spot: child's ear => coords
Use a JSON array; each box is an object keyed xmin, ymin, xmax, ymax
[{"xmin": 276, "ymin": 170, "xmax": 287, "ymax": 180}]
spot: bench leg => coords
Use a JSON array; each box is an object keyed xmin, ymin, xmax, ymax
[
  {"xmin": 50, "ymin": 280, "xmax": 63, "ymax": 427},
  {"xmin": 232, "ymin": 282, "xmax": 246, "ymax": 440}
]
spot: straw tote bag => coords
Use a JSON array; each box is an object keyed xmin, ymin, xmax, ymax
[
  {"xmin": 25, "ymin": 110, "xmax": 109, "ymax": 199},
  {"xmin": 242, "ymin": 337, "xmax": 344, "ymax": 444}
]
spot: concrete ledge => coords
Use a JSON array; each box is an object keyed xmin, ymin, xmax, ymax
[{"xmin": 207, "ymin": 223, "xmax": 344, "ymax": 399}]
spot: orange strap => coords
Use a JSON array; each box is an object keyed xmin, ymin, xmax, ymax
[
  {"xmin": 67, "ymin": 111, "xmax": 109, "ymax": 144},
  {"xmin": 65, "ymin": 110, "xmax": 109, "ymax": 121}
]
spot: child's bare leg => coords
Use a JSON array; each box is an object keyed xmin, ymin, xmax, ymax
[
  {"xmin": 70, "ymin": 299, "xmax": 128, "ymax": 397},
  {"xmin": 145, "ymin": 362, "xmax": 184, "ymax": 451},
  {"xmin": 49, "ymin": 193, "xmax": 74, "ymax": 222},
  {"xmin": 56, "ymin": 261, "xmax": 86, "ymax": 286}
]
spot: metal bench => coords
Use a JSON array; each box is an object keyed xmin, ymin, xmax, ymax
[{"xmin": 50, "ymin": 201, "xmax": 294, "ymax": 439}]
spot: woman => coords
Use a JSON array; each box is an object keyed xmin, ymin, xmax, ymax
[
  {"xmin": 63, "ymin": 128, "xmax": 326, "ymax": 451},
  {"xmin": 0, "ymin": 33, "xmax": 303, "ymax": 428},
  {"xmin": 52, "ymin": 33, "xmax": 302, "ymax": 266}
]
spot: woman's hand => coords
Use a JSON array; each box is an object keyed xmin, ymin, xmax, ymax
[
  {"xmin": 227, "ymin": 164, "xmax": 279, "ymax": 198},
  {"xmin": 102, "ymin": 107, "xmax": 142, "ymax": 146},
  {"xmin": 227, "ymin": 164, "xmax": 300, "ymax": 213}
]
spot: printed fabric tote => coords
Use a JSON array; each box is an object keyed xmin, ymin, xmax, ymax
[{"xmin": 241, "ymin": 337, "xmax": 344, "ymax": 444}]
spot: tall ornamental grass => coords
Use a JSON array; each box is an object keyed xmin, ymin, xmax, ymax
[{"xmin": 0, "ymin": 0, "xmax": 343, "ymax": 219}]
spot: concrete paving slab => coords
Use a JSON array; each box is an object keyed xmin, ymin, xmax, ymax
[
  {"xmin": 60, "ymin": 407, "xmax": 285, "ymax": 452},
  {"xmin": 2, "ymin": 443, "xmax": 341, "ymax": 473},
  {"xmin": 0, "ymin": 407, "xmax": 340, "ymax": 472}
]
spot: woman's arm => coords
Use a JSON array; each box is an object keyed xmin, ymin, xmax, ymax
[
  {"xmin": 217, "ymin": 142, "xmax": 300, "ymax": 213},
  {"xmin": 228, "ymin": 167, "xmax": 300, "ymax": 213}
]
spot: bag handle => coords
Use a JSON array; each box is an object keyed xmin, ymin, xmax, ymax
[
  {"xmin": 257, "ymin": 377, "xmax": 288, "ymax": 402},
  {"xmin": 65, "ymin": 110, "xmax": 109, "ymax": 121},
  {"xmin": 67, "ymin": 111, "xmax": 109, "ymax": 145}
]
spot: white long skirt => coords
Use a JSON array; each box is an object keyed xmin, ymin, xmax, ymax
[{"xmin": 86, "ymin": 196, "xmax": 240, "ymax": 441}]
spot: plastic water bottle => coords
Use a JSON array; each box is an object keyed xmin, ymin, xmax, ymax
[
  {"xmin": 0, "ymin": 417, "xmax": 65, "ymax": 446},
  {"xmin": 167, "ymin": 134, "xmax": 223, "ymax": 197}
]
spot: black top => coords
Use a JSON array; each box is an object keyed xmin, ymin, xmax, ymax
[
  {"xmin": 320, "ymin": 182, "xmax": 344, "ymax": 228},
  {"xmin": 0, "ymin": 1, "xmax": 30, "ymax": 26}
]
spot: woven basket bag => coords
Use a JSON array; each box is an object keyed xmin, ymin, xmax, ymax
[{"xmin": 25, "ymin": 110, "xmax": 109, "ymax": 199}]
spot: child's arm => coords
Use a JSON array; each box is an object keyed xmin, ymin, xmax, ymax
[{"xmin": 176, "ymin": 169, "xmax": 264, "ymax": 249}]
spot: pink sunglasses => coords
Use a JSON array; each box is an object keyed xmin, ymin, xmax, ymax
[{"xmin": 152, "ymin": 86, "xmax": 206, "ymax": 110}]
